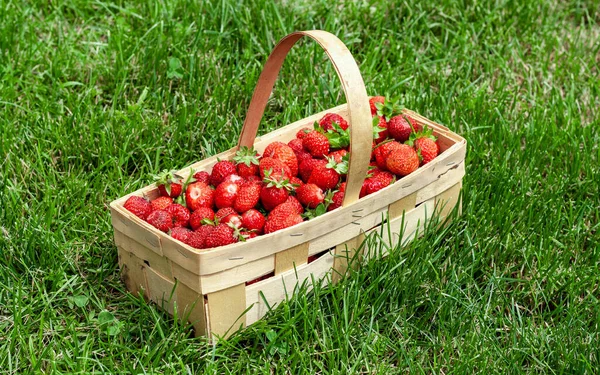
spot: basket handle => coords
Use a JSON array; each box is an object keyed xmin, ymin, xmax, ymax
[{"xmin": 238, "ymin": 30, "xmax": 372, "ymax": 207}]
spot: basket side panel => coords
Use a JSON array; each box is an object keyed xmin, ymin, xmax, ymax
[
  {"xmin": 175, "ymin": 282, "xmax": 208, "ymax": 337},
  {"xmin": 274, "ymin": 243, "xmax": 309, "ymax": 275},
  {"xmin": 145, "ymin": 266, "xmax": 176, "ymax": 316},
  {"xmin": 206, "ymin": 283, "xmax": 247, "ymax": 339},
  {"xmin": 115, "ymin": 229, "xmax": 173, "ymax": 279},
  {"xmin": 244, "ymin": 250, "xmax": 334, "ymax": 326},
  {"xmin": 117, "ymin": 247, "xmax": 148, "ymax": 297}
]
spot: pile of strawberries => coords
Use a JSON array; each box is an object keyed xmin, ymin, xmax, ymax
[{"xmin": 123, "ymin": 96, "xmax": 440, "ymax": 250}]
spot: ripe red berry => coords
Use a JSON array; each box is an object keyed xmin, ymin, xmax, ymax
[
  {"xmin": 193, "ymin": 171, "xmax": 211, "ymax": 185},
  {"xmin": 241, "ymin": 209, "xmax": 266, "ymax": 233},
  {"xmin": 189, "ymin": 207, "xmax": 215, "ymax": 230},
  {"xmin": 388, "ymin": 115, "xmax": 414, "ymax": 143},
  {"xmin": 150, "ymin": 196, "xmax": 173, "ymax": 212},
  {"xmin": 318, "ymin": 113, "xmax": 349, "ymax": 131},
  {"xmin": 170, "ymin": 227, "xmax": 192, "ymax": 243},
  {"xmin": 386, "ymin": 145, "xmax": 420, "ymax": 176},
  {"xmin": 124, "ymin": 196, "xmax": 152, "ymax": 220},
  {"xmin": 369, "ymin": 96, "xmax": 385, "ymax": 116},
  {"xmin": 296, "ymin": 183, "xmax": 325, "ymax": 209},
  {"xmin": 185, "ymin": 182, "xmax": 214, "ymax": 211},
  {"xmin": 166, "ymin": 203, "xmax": 191, "ymax": 228},
  {"xmin": 302, "ymin": 131, "xmax": 330, "ymax": 158},
  {"xmin": 146, "ymin": 209, "xmax": 175, "ymax": 232},
  {"xmin": 210, "ymin": 160, "xmax": 236, "ymax": 186}
]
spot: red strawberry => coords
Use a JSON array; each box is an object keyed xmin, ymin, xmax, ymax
[
  {"xmin": 286, "ymin": 196, "xmax": 304, "ymax": 214},
  {"xmin": 360, "ymin": 170, "xmax": 395, "ymax": 197},
  {"xmin": 124, "ymin": 196, "xmax": 152, "ymax": 220},
  {"xmin": 373, "ymin": 116, "xmax": 388, "ymax": 144},
  {"xmin": 246, "ymin": 175, "xmax": 262, "ymax": 183},
  {"xmin": 328, "ymin": 182, "xmax": 346, "ymax": 211},
  {"xmin": 288, "ymin": 138, "xmax": 304, "ymax": 153},
  {"xmin": 155, "ymin": 170, "xmax": 183, "ymax": 198},
  {"xmin": 241, "ymin": 209, "xmax": 265, "ymax": 233},
  {"xmin": 264, "ymin": 202, "xmax": 304, "ymax": 234},
  {"xmin": 318, "ymin": 113, "xmax": 349, "ymax": 131},
  {"xmin": 221, "ymin": 174, "xmax": 245, "ymax": 185},
  {"xmin": 263, "ymin": 142, "xmax": 286, "ymax": 158},
  {"xmin": 271, "ymin": 144, "xmax": 298, "ymax": 177},
  {"xmin": 222, "ymin": 213, "xmax": 243, "ymax": 228},
  {"xmin": 193, "ymin": 171, "xmax": 211, "ymax": 185},
  {"xmin": 308, "ymin": 157, "xmax": 345, "ymax": 191},
  {"xmin": 215, "ymin": 179, "xmax": 241, "ymax": 209},
  {"xmin": 151, "ymin": 196, "xmax": 173, "ymax": 212},
  {"xmin": 241, "ymin": 231, "xmax": 259, "ymax": 240},
  {"xmin": 166, "ymin": 203, "xmax": 191, "ymax": 227},
  {"xmin": 260, "ymin": 173, "xmax": 293, "ymax": 211},
  {"xmin": 407, "ymin": 126, "xmax": 439, "ymax": 165},
  {"xmin": 369, "ymin": 96, "xmax": 385, "ymax": 116},
  {"xmin": 302, "ymin": 131, "xmax": 330, "ymax": 158},
  {"xmin": 147, "ymin": 209, "xmax": 175, "ymax": 232},
  {"xmin": 204, "ymin": 223, "xmax": 239, "ymax": 248},
  {"xmin": 194, "ymin": 224, "xmax": 214, "ymax": 241},
  {"xmin": 185, "ymin": 231, "xmax": 206, "ymax": 249},
  {"xmin": 290, "ymin": 176, "xmax": 304, "ymax": 189},
  {"xmin": 328, "ymin": 149, "xmax": 348, "ymax": 164},
  {"xmin": 294, "ymin": 149, "xmax": 312, "ymax": 165},
  {"xmin": 296, "ymin": 183, "xmax": 324, "ymax": 209},
  {"xmin": 386, "ymin": 145, "xmax": 420, "ymax": 176},
  {"xmin": 233, "ymin": 181, "xmax": 261, "ymax": 213},
  {"xmin": 185, "ymin": 182, "xmax": 214, "ymax": 211},
  {"xmin": 233, "ymin": 146, "xmax": 260, "ymax": 178},
  {"xmin": 373, "ymin": 141, "xmax": 402, "ymax": 171},
  {"xmin": 299, "ymin": 158, "xmax": 327, "ymax": 182},
  {"xmin": 216, "ymin": 207, "xmax": 236, "ymax": 220},
  {"xmin": 414, "ymin": 138, "xmax": 439, "ymax": 164},
  {"xmin": 189, "ymin": 207, "xmax": 215, "ymax": 230},
  {"xmin": 210, "ymin": 160, "xmax": 236, "ymax": 186},
  {"xmin": 388, "ymin": 115, "xmax": 414, "ymax": 143},
  {"xmin": 259, "ymin": 157, "xmax": 291, "ymax": 179},
  {"xmin": 170, "ymin": 227, "xmax": 192, "ymax": 243},
  {"xmin": 296, "ymin": 128, "xmax": 312, "ymax": 139}
]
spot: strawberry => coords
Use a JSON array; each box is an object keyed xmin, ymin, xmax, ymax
[
  {"xmin": 328, "ymin": 182, "xmax": 346, "ymax": 211},
  {"xmin": 241, "ymin": 231, "xmax": 258, "ymax": 240},
  {"xmin": 407, "ymin": 125, "xmax": 439, "ymax": 165},
  {"xmin": 166, "ymin": 203, "xmax": 191, "ymax": 227},
  {"xmin": 260, "ymin": 172, "xmax": 293, "ymax": 211},
  {"xmin": 233, "ymin": 146, "xmax": 260, "ymax": 178},
  {"xmin": 294, "ymin": 149, "xmax": 313, "ymax": 165},
  {"xmin": 222, "ymin": 213, "xmax": 243, "ymax": 228},
  {"xmin": 360, "ymin": 170, "xmax": 395, "ymax": 197},
  {"xmin": 263, "ymin": 141, "xmax": 286, "ymax": 158},
  {"xmin": 185, "ymin": 182, "xmax": 214, "ymax": 211},
  {"xmin": 302, "ymin": 130, "xmax": 329, "ymax": 158},
  {"xmin": 204, "ymin": 223, "xmax": 239, "ymax": 248},
  {"xmin": 185, "ymin": 231, "xmax": 206, "ymax": 249},
  {"xmin": 147, "ymin": 209, "xmax": 175, "ymax": 232},
  {"xmin": 241, "ymin": 209, "xmax": 265, "ymax": 233},
  {"xmin": 170, "ymin": 227, "xmax": 192, "ymax": 243},
  {"xmin": 221, "ymin": 174, "xmax": 245, "ymax": 185},
  {"xmin": 296, "ymin": 128, "xmax": 312, "ymax": 139},
  {"xmin": 388, "ymin": 115, "xmax": 414, "ymax": 143},
  {"xmin": 124, "ymin": 196, "xmax": 152, "ymax": 220},
  {"xmin": 328, "ymin": 149, "xmax": 348, "ymax": 164},
  {"xmin": 286, "ymin": 196, "xmax": 304, "ymax": 214},
  {"xmin": 189, "ymin": 207, "xmax": 215, "ymax": 230},
  {"xmin": 287, "ymin": 138, "xmax": 304, "ymax": 153},
  {"xmin": 151, "ymin": 196, "xmax": 173, "ymax": 212},
  {"xmin": 296, "ymin": 183, "xmax": 325, "ymax": 209},
  {"xmin": 271, "ymin": 144, "xmax": 298, "ymax": 177},
  {"xmin": 259, "ymin": 157, "xmax": 291, "ymax": 179},
  {"xmin": 233, "ymin": 181, "xmax": 261, "ymax": 213},
  {"xmin": 298, "ymin": 158, "xmax": 327, "ymax": 182},
  {"xmin": 215, "ymin": 179, "xmax": 241, "ymax": 209},
  {"xmin": 193, "ymin": 171, "xmax": 211, "ymax": 185},
  {"xmin": 290, "ymin": 176, "xmax": 304, "ymax": 189},
  {"xmin": 414, "ymin": 138, "xmax": 439, "ymax": 164},
  {"xmin": 210, "ymin": 160, "xmax": 236, "ymax": 186},
  {"xmin": 264, "ymin": 202, "xmax": 304, "ymax": 234},
  {"xmin": 386, "ymin": 145, "xmax": 420, "ymax": 176},
  {"xmin": 155, "ymin": 170, "xmax": 183, "ymax": 198},
  {"xmin": 308, "ymin": 156, "xmax": 346, "ymax": 191},
  {"xmin": 318, "ymin": 113, "xmax": 349, "ymax": 132},
  {"xmin": 194, "ymin": 224, "xmax": 214, "ymax": 240},
  {"xmin": 373, "ymin": 116, "xmax": 388, "ymax": 144},
  {"xmin": 216, "ymin": 207, "xmax": 236, "ymax": 220},
  {"xmin": 246, "ymin": 175, "xmax": 262, "ymax": 183},
  {"xmin": 373, "ymin": 141, "xmax": 402, "ymax": 171},
  {"xmin": 369, "ymin": 96, "xmax": 385, "ymax": 116}
]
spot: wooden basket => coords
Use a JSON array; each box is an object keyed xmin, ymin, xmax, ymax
[{"xmin": 109, "ymin": 30, "xmax": 466, "ymax": 340}]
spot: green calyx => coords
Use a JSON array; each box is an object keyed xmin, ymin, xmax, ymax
[
  {"xmin": 405, "ymin": 124, "xmax": 436, "ymax": 147},
  {"xmin": 372, "ymin": 117, "xmax": 386, "ymax": 139},
  {"xmin": 263, "ymin": 169, "xmax": 294, "ymax": 191},
  {"xmin": 233, "ymin": 146, "xmax": 260, "ymax": 167},
  {"xmin": 376, "ymin": 96, "xmax": 403, "ymax": 120},
  {"xmin": 325, "ymin": 155, "xmax": 348, "ymax": 175}
]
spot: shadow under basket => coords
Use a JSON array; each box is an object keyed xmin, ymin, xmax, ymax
[{"xmin": 109, "ymin": 30, "xmax": 467, "ymax": 340}]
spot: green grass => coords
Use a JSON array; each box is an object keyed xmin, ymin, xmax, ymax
[{"xmin": 1, "ymin": 0, "xmax": 599, "ymax": 373}]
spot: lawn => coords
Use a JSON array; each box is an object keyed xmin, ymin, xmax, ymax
[{"xmin": 1, "ymin": 0, "xmax": 599, "ymax": 373}]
